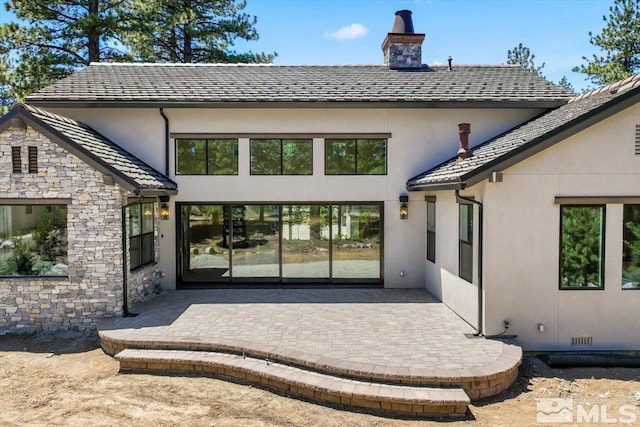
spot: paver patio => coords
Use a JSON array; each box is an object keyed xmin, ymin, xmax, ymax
[
  {"xmin": 98, "ymin": 288, "xmax": 522, "ymax": 416},
  {"xmin": 100, "ymin": 288, "xmax": 518, "ymax": 377}
]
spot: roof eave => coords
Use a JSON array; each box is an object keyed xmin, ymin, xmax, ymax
[
  {"xmin": 0, "ymin": 105, "xmax": 171, "ymax": 194},
  {"xmin": 136, "ymin": 188, "xmax": 178, "ymax": 196},
  {"xmin": 25, "ymin": 99, "xmax": 570, "ymax": 110},
  {"xmin": 458, "ymin": 87, "xmax": 640, "ymax": 187},
  {"xmin": 406, "ymin": 180, "xmax": 465, "ymax": 192}
]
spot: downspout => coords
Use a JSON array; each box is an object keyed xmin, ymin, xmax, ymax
[
  {"xmin": 121, "ymin": 196, "xmax": 143, "ymax": 317},
  {"xmin": 455, "ymin": 190, "xmax": 483, "ymax": 336},
  {"xmin": 159, "ymin": 108, "xmax": 170, "ymax": 176}
]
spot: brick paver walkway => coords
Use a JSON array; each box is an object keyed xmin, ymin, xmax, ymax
[{"xmin": 99, "ymin": 289, "xmax": 516, "ymax": 375}]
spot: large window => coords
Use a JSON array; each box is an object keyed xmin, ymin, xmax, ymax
[
  {"xmin": 426, "ymin": 198, "xmax": 436, "ymax": 263},
  {"xmin": 130, "ymin": 203, "xmax": 155, "ymax": 270},
  {"xmin": 179, "ymin": 203, "xmax": 382, "ymax": 283},
  {"xmin": 250, "ymin": 139, "xmax": 313, "ymax": 175},
  {"xmin": 560, "ymin": 205, "xmax": 605, "ymax": 289},
  {"xmin": 325, "ymin": 139, "xmax": 387, "ymax": 175},
  {"xmin": 459, "ymin": 203, "xmax": 473, "ymax": 282},
  {"xmin": 622, "ymin": 204, "xmax": 640, "ymax": 289},
  {"xmin": 0, "ymin": 205, "xmax": 68, "ymax": 276},
  {"xmin": 176, "ymin": 139, "xmax": 238, "ymax": 175}
]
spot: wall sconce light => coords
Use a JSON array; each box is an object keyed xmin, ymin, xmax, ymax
[
  {"xmin": 399, "ymin": 195, "xmax": 409, "ymax": 220},
  {"xmin": 159, "ymin": 195, "xmax": 170, "ymax": 220}
]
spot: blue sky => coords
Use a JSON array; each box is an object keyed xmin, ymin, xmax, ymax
[
  {"xmin": 234, "ymin": 0, "xmax": 614, "ymax": 92},
  {"xmin": 1, "ymin": 0, "xmax": 616, "ymax": 92}
]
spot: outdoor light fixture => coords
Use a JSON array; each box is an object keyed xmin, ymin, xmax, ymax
[
  {"xmin": 399, "ymin": 195, "xmax": 409, "ymax": 220},
  {"xmin": 159, "ymin": 196, "xmax": 170, "ymax": 220}
]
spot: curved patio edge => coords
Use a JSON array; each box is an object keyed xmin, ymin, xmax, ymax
[{"xmin": 99, "ymin": 330, "xmax": 522, "ymax": 400}]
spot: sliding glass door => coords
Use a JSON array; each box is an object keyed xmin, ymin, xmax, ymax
[
  {"xmin": 178, "ymin": 202, "xmax": 382, "ymax": 285},
  {"xmin": 282, "ymin": 205, "xmax": 330, "ymax": 279},
  {"xmin": 180, "ymin": 205, "xmax": 230, "ymax": 282},
  {"xmin": 231, "ymin": 205, "xmax": 280, "ymax": 280},
  {"xmin": 332, "ymin": 205, "xmax": 381, "ymax": 279}
]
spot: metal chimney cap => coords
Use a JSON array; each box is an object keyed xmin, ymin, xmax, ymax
[{"xmin": 391, "ymin": 10, "xmax": 415, "ymax": 34}]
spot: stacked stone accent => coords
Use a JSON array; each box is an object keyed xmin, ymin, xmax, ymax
[
  {"xmin": 127, "ymin": 207, "xmax": 162, "ymax": 306},
  {"xmin": 382, "ymin": 34, "xmax": 425, "ymax": 70},
  {"xmin": 0, "ymin": 123, "xmax": 159, "ymax": 333}
]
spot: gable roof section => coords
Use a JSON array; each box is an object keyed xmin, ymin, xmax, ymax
[
  {"xmin": 0, "ymin": 104, "xmax": 177, "ymax": 195},
  {"xmin": 26, "ymin": 63, "xmax": 572, "ymax": 108},
  {"xmin": 407, "ymin": 75, "xmax": 640, "ymax": 191}
]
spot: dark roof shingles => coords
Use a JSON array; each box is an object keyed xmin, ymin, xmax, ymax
[
  {"xmin": 408, "ymin": 75, "xmax": 640, "ymax": 188},
  {"xmin": 21, "ymin": 104, "xmax": 176, "ymax": 192},
  {"xmin": 27, "ymin": 63, "xmax": 572, "ymax": 104}
]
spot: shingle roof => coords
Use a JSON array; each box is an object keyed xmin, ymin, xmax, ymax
[
  {"xmin": 0, "ymin": 104, "xmax": 177, "ymax": 194},
  {"xmin": 407, "ymin": 75, "xmax": 640, "ymax": 191},
  {"xmin": 26, "ymin": 63, "xmax": 572, "ymax": 107}
]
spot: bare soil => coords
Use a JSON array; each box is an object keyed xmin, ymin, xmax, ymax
[{"xmin": 1, "ymin": 333, "xmax": 639, "ymax": 427}]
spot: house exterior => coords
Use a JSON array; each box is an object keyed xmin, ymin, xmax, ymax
[
  {"xmin": 0, "ymin": 104, "xmax": 176, "ymax": 331},
  {"xmin": 408, "ymin": 76, "xmax": 640, "ymax": 351},
  {"xmin": 3, "ymin": 10, "xmax": 636, "ymax": 351}
]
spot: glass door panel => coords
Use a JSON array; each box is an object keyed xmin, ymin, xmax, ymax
[
  {"xmin": 179, "ymin": 202, "xmax": 382, "ymax": 285},
  {"xmin": 181, "ymin": 204, "xmax": 230, "ymax": 282},
  {"xmin": 231, "ymin": 205, "xmax": 280, "ymax": 279},
  {"xmin": 282, "ymin": 204, "xmax": 330, "ymax": 279},
  {"xmin": 332, "ymin": 204, "xmax": 381, "ymax": 279}
]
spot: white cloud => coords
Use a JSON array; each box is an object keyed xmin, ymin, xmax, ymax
[{"xmin": 325, "ymin": 23, "xmax": 368, "ymax": 41}]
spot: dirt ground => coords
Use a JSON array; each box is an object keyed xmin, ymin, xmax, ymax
[{"xmin": 1, "ymin": 333, "xmax": 639, "ymax": 427}]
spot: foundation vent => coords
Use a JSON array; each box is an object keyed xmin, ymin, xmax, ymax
[
  {"xmin": 570, "ymin": 336, "xmax": 593, "ymax": 346},
  {"xmin": 11, "ymin": 147, "xmax": 21, "ymax": 173},
  {"xmin": 635, "ymin": 125, "xmax": 640, "ymax": 155}
]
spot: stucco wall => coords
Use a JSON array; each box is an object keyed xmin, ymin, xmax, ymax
[
  {"xmin": 51, "ymin": 106, "xmax": 542, "ymax": 288},
  {"xmin": 480, "ymin": 103, "xmax": 640, "ymax": 350},
  {"xmin": 0, "ymin": 123, "xmax": 127, "ymax": 332},
  {"xmin": 423, "ymin": 188, "xmax": 483, "ymax": 329}
]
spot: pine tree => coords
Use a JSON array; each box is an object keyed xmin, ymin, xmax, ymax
[
  {"xmin": 0, "ymin": 0, "xmax": 275, "ymax": 110},
  {"xmin": 557, "ymin": 76, "xmax": 576, "ymax": 94},
  {"xmin": 573, "ymin": 0, "xmax": 640, "ymax": 85},
  {"xmin": 506, "ymin": 43, "xmax": 545, "ymax": 76},
  {"xmin": 123, "ymin": 0, "xmax": 276, "ymax": 63},
  {"xmin": 0, "ymin": 0, "xmax": 128, "ymax": 110}
]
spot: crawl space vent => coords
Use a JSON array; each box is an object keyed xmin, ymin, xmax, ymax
[{"xmin": 570, "ymin": 336, "xmax": 593, "ymax": 346}]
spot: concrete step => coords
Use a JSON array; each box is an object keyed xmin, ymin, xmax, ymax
[{"xmin": 115, "ymin": 348, "xmax": 470, "ymax": 418}]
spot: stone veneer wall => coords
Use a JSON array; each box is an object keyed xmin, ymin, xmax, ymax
[
  {"xmin": 0, "ymin": 124, "xmax": 127, "ymax": 333},
  {"xmin": 384, "ymin": 42, "xmax": 423, "ymax": 69},
  {"xmin": 126, "ymin": 203, "xmax": 162, "ymax": 306}
]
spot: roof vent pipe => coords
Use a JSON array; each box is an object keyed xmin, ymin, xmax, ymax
[
  {"xmin": 448, "ymin": 56, "xmax": 453, "ymax": 71},
  {"xmin": 457, "ymin": 123, "xmax": 473, "ymax": 160},
  {"xmin": 391, "ymin": 10, "xmax": 415, "ymax": 33}
]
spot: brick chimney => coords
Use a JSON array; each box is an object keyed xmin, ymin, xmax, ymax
[
  {"xmin": 381, "ymin": 10, "xmax": 425, "ymax": 70},
  {"xmin": 457, "ymin": 123, "xmax": 473, "ymax": 160}
]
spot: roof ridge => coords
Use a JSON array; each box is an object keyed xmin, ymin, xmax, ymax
[
  {"xmin": 569, "ymin": 74, "xmax": 640, "ymax": 103},
  {"xmin": 430, "ymin": 64, "xmax": 522, "ymax": 68},
  {"xmin": 86, "ymin": 62, "xmax": 522, "ymax": 69}
]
